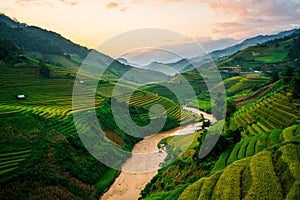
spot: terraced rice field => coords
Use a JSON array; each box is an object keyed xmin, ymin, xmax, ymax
[
  {"xmin": 115, "ymin": 90, "xmax": 194, "ymax": 123},
  {"xmin": 230, "ymin": 92, "xmax": 300, "ymax": 137},
  {"xmin": 211, "ymin": 125, "xmax": 300, "ymax": 174},
  {"xmin": 0, "ymin": 147, "xmax": 31, "ymax": 176},
  {"xmin": 227, "ymin": 75, "xmax": 270, "ymax": 95},
  {"xmin": 178, "ymin": 124, "xmax": 300, "ymax": 200}
]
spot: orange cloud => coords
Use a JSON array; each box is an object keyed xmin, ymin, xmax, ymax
[
  {"xmin": 119, "ymin": 7, "xmax": 128, "ymax": 12},
  {"xmin": 106, "ymin": 2, "xmax": 119, "ymax": 9},
  {"xmin": 15, "ymin": 0, "xmax": 78, "ymax": 6},
  {"xmin": 132, "ymin": 0, "xmax": 182, "ymax": 4},
  {"xmin": 106, "ymin": 1, "xmax": 128, "ymax": 12},
  {"xmin": 59, "ymin": 0, "xmax": 78, "ymax": 6}
]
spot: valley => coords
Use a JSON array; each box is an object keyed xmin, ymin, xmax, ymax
[
  {"xmin": 0, "ymin": 13, "xmax": 300, "ymax": 200},
  {"xmin": 102, "ymin": 107, "xmax": 209, "ymax": 200}
]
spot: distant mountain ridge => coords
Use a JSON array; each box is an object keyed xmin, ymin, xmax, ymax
[
  {"xmin": 190, "ymin": 28, "xmax": 299, "ymax": 63},
  {"xmin": 117, "ymin": 28, "xmax": 298, "ymax": 75},
  {"xmin": 163, "ymin": 28, "xmax": 299, "ymax": 73}
]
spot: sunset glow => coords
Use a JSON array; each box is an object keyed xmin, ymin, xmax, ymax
[{"xmin": 1, "ymin": 0, "xmax": 300, "ymax": 53}]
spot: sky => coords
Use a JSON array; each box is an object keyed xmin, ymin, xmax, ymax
[{"xmin": 1, "ymin": 0, "xmax": 300, "ymax": 53}]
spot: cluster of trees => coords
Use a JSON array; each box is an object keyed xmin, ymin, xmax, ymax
[
  {"xmin": 38, "ymin": 60, "xmax": 51, "ymax": 78},
  {"xmin": 284, "ymin": 36, "xmax": 300, "ymax": 98},
  {"xmin": 0, "ymin": 22, "xmax": 63, "ymax": 55},
  {"xmin": 0, "ymin": 38, "xmax": 22, "ymax": 63},
  {"xmin": 283, "ymin": 66, "xmax": 300, "ymax": 98},
  {"xmin": 288, "ymin": 37, "xmax": 300, "ymax": 61},
  {"xmin": 0, "ymin": 14, "xmax": 90, "ymax": 58}
]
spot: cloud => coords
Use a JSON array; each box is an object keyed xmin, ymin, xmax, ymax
[
  {"xmin": 59, "ymin": 0, "xmax": 78, "ymax": 6},
  {"xmin": 201, "ymin": 0, "xmax": 300, "ymax": 18},
  {"xmin": 16, "ymin": 0, "xmax": 54, "ymax": 7},
  {"xmin": 199, "ymin": 0, "xmax": 300, "ymax": 39},
  {"xmin": 15, "ymin": 0, "xmax": 78, "ymax": 6},
  {"xmin": 106, "ymin": 1, "xmax": 128, "ymax": 11},
  {"xmin": 119, "ymin": 7, "xmax": 128, "ymax": 12},
  {"xmin": 132, "ymin": 0, "xmax": 182, "ymax": 4},
  {"xmin": 106, "ymin": 2, "xmax": 119, "ymax": 9}
]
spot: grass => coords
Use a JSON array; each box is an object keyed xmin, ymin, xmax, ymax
[
  {"xmin": 143, "ymin": 185, "xmax": 188, "ymax": 200},
  {"xmin": 178, "ymin": 178, "xmax": 205, "ymax": 200},
  {"xmin": 245, "ymin": 151, "xmax": 282, "ymax": 199},
  {"xmin": 280, "ymin": 144, "xmax": 300, "ymax": 199},
  {"xmin": 210, "ymin": 147, "xmax": 233, "ymax": 174},
  {"xmin": 282, "ymin": 125, "xmax": 298, "ymax": 142},
  {"xmin": 238, "ymin": 137, "xmax": 251, "ymax": 159},
  {"xmin": 227, "ymin": 141, "xmax": 243, "ymax": 164},
  {"xmin": 177, "ymin": 134, "xmax": 300, "ymax": 200},
  {"xmin": 212, "ymin": 158, "xmax": 249, "ymax": 200},
  {"xmin": 197, "ymin": 171, "xmax": 222, "ymax": 200},
  {"xmin": 95, "ymin": 168, "xmax": 119, "ymax": 192},
  {"xmin": 255, "ymin": 133, "xmax": 268, "ymax": 152},
  {"xmin": 226, "ymin": 75, "xmax": 270, "ymax": 96},
  {"xmin": 212, "ymin": 126, "xmax": 300, "ymax": 174},
  {"xmin": 269, "ymin": 129, "xmax": 282, "ymax": 146},
  {"xmin": 254, "ymin": 51, "xmax": 288, "ymax": 63},
  {"xmin": 0, "ymin": 147, "xmax": 31, "ymax": 176}
]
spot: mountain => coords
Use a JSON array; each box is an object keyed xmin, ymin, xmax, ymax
[
  {"xmin": 190, "ymin": 28, "xmax": 299, "ymax": 63},
  {"xmin": 0, "ymin": 14, "xmax": 171, "ymax": 84},
  {"xmin": 117, "ymin": 38, "xmax": 238, "ymax": 70},
  {"xmin": 116, "ymin": 57, "xmax": 131, "ymax": 66},
  {"xmin": 0, "ymin": 14, "xmax": 89, "ymax": 58},
  {"xmin": 118, "ymin": 29, "xmax": 297, "ymax": 75},
  {"xmin": 0, "ymin": 14, "xmax": 26, "ymax": 28},
  {"xmin": 143, "ymin": 62, "xmax": 178, "ymax": 76}
]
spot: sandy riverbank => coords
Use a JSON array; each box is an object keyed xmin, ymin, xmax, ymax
[{"xmin": 101, "ymin": 107, "xmax": 213, "ymax": 200}]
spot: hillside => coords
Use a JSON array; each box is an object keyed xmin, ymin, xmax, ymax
[
  {"xmin": 0, "ymin": 14, "xmax": 89, "ymax": 58},
  {"xmin": 149, "ymin": 28, "xmax": 300, "ymax": 113},
  {"xmin": 0, "ymin": 38, "xmax": 195, "ymax": 199},
  {"xmin": 141, "ymin": 87, "xmax": 300, "ymax": 200},
  {"xmin": 190, "ymin": 28, "xmax": 298, "ymax": 64},
  {"xmin": 0, "ymin": 14, "xmax": 170, "ymax": 84},
  {"xmin": 140, "ymin": 30, "xmax": 300, "ymax": 200}
]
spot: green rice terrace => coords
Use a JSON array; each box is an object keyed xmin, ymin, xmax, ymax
[
  {"xmin": 0, "ymin": 50, "xmax": 194, "ymax": 199},
  {"xmin": 1, "ymin": 14, "xmax": 300, "ymax": 200},
  {"xmin": 138, "ymin": 32, "xmax": 300, "ymax": 200}
]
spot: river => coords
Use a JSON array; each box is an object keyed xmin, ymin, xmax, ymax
[{"xmin": 101, "ymin": 107, "xmax": 216, "ymax": 200}]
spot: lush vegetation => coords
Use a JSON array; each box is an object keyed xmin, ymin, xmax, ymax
[
  {"xmin": 1, "ymin": 14, "xmax": 300, "ymax": 200},
  {"xmin": 0, "ymin": 35, "xmax": 193, "ymax": 199},
  {"xmin": 140, "ymin": 30, "xmax": 300, "ymax": 200}
]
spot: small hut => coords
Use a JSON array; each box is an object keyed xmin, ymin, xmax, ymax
[{"xmin": 16, "ymin": 95, "xmax": 26, "ymax": 100}]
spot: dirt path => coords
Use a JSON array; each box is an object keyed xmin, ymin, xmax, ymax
[{"xmin": 101, "ymin": 107, "xmax": 213, "ymax": 200}]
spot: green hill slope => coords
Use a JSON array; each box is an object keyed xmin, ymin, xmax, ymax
[
  {"xmin": 0, "ymin": 38, "xmax": 194, "ymax": 199},
  {"xmin": 140, "ymin": 31, "xmax": 300, "ymax": 200},
  {"xmin": 179, "ymin": 125, "xmax": 300, "ymax": 200}
]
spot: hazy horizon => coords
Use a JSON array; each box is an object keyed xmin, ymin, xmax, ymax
[{"xmin": 1, "ymin": 0, "xmax": 300, "ymax": 55}]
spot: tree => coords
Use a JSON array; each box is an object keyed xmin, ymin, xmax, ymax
[
  {"xmin": 292, "ymin": 74, "xmax": 300, "ymax": 98},
  {"xmin": 0, "ymin": 38, "xmax": 22, "ymax": 63},
  {"xmin": 283, "ymin": 66, "xmax": 294, "ymax": 86},
  {"xmin": 225, "ymin": 101, "xmax": 237, "ymax": 122},
  {"xmin": 271, "ymin": 70, "xmax": 280, "ymax": 83},
  {"xmin": 289, "ymin": 37, "xmax": 300, "ymax": 61},
  {"xmin": 38, "ymin": 60, "xmax": 51, "ymax": 78}
]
